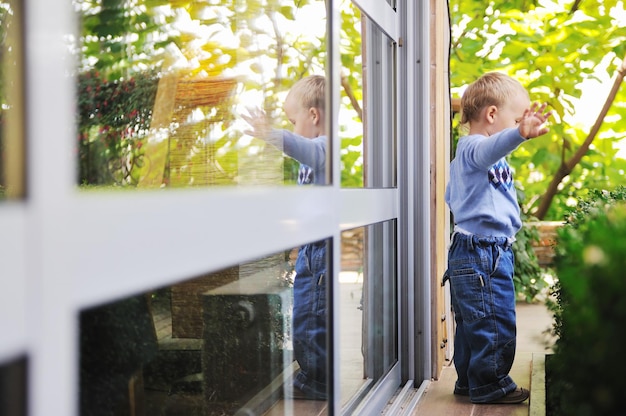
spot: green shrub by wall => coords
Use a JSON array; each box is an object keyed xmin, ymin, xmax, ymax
[
  {"xmin": 547, "ymin": 186, "xmax": 626, "ymax": 416},
  {"xmin": 513, "ymin": 189, "xmax": 551, "ymax": 303},
  {"xmin": 513, "ymin": 217, "xmax": 548, "ymax": 303}
]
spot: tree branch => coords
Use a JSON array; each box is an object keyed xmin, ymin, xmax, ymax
[
  {"xmin": 341, "ymin": 73, "xmax": 363, "ymax": 121},
  {"xmin": 570, "ymin": 0, "xmax": 582, "ymax": 14}
]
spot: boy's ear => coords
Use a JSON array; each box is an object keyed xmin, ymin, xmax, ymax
[
  {"xmin": 485, "ymin": 105, "xmax": 497, "ymax": 124},
  {"xmin": 309, "ymin": 107, "xmax": 321, "ymax": 125}
]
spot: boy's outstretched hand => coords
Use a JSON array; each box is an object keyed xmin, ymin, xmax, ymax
[
  {"xmin": 519, "ymin": 102, "xmax": 553, "ymax": 140},
  {"xmin": 242, "ymin": 107, "xmax": 272, "ymax": 139}
]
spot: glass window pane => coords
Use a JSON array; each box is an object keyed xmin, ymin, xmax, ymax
[
  {"xmin": 74, "ymin": 1, "xmax": 329, "ymax": 189},
  {"xmin": 79, "ymin": 242, "xmax": 330, "ymax": 415},
  {"xmin": 340, "ymin": 221, "xmax": 397, "ymax": 407},
  {"xmin": 340, "ymin": 2, "xmax": 396, "ymax": 188},
  {"xmin": 0, "ymin": 355, "xmax": 27, "ymax": 416},
  {"xmin": 339, "ymin": 1, "xmax": 364, "ymax": 188},
  {"xmin": 0, "ymin": 0, "xmax": 26, "ymax": 199}
]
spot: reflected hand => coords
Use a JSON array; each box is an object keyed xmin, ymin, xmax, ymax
[{"xmin": 242, "ymin": 107, "xmax": 272, "ymax": 139}]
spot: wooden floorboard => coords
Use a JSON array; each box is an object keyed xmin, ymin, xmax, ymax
[
  {"xmin": 411, "ymin": 302, "xmax": 555, "ymax": 416},
  {"xmin": 264, "ymin": 400, "xmax": 327, "ymax": 416}
]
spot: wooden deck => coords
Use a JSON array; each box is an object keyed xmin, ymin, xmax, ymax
[{"xmin": 410, "ymin": 302, "xmax": 555, "ymax": 416}]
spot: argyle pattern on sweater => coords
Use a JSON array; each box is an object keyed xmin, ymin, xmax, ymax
[
  {"xmin": 488, "ymin": 160, "xmax": 513, "ymax": 190},
  {"xmin": 298, "ymin": 164, "xmax": 314, "ymax": 185}
]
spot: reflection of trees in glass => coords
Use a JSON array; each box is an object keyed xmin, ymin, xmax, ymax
[
  {"xmin": 77, "ymin": 69, "xmax": 159, "ymax": 185},
  {"xmin": 340, "ymin": 1, "xmax": 364, "ymax": 187},
  {"xmin": 75, "ymin": 0, "xmax": 245, "ymax": 186},
  {"xmin": 0, "ymin": 2, "xmax": 13, "ymax": 196},
  {"xmin": 74, "ymin": 0, "xmax": 364, "ymax": 187}
]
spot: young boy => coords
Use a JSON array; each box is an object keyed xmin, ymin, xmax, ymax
[
  {"xmin": 444, "ymin": 72, "xmax": 552, "ymax": 404},
  {"xmin": 243, "ymin": 75, "xmax": 328, "ymax": 400}
]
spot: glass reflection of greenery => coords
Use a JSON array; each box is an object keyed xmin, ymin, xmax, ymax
[
  {"xmin": 74, "ymin": 0, "xmax": 334, "ymax": 189},
  {"xmin": 74, "ymin": 0, "xmax": 367, "ymax": 189}
]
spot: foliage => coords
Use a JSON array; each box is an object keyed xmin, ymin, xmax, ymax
[
  {"xmin": 0, "ymin": 2, "xmax": 9, "ymax": 101},
  {"xmin": 450, "ymin": 0, "xmax": 626, "ymax": 221},
  {"xmin": 0, "ymin": 2, "xmax": 13, "ymax": 197},
  {"xmin": 512, "ymin": 210, "xmax": 548, "ymax": 302},
  {"xmin": 561, "ymin": 185, "xmax": 626, "ymax": 230},
  {"xmin": 548, "ymin": 185, "xmax": 626, "ymax": 337},
  {"xmin": 78, "ymin": 69, "xmax": 159, "ymax": 185},
  {"xmin": 339, "ymin": 1, "xmax": 364, "ymax": 187},
  {"xmin": 546, "ymin": 186, "xmax": 626, "ymax": 415}
]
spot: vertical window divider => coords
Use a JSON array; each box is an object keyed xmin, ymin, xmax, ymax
[{"xmin": 327, "ymin": 1, "xmax": 341, "ymax": 413}]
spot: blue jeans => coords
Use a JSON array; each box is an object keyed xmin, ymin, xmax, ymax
[
  {"xmin": 446, "ymin": 232, "xmax": 518, "ymax": 403},
  {"xmin": 292, "ymin": 242, "xmax": 327, "ymax": 399}
]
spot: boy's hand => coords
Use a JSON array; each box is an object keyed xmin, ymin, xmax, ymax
[
  {"xmin": 242, "ymin": 107, "xmax": 272, "ymax": 139},
  {"xmin": 519, "ymin": 102, "xmax": 552, "ymax": 140}
]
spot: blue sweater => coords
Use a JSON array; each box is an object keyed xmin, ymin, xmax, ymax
[
  {"xmin": 445, "ymin": 127, "xmax": 526, "ymax": 238},
  {"xmin": 269, "ymin": 130, "xmax": 327, "ymax": 185}
]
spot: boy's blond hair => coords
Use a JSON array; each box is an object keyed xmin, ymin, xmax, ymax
[
  {"xmin": 288, "ymin": 75, "xmax": 326, "ymax": 111},
  {"xmin": 460, "ymin": 72, "xmax": 528, "ymax": 124}
]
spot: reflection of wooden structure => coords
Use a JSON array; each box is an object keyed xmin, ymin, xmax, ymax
[
  {"xmin": 170, "ymin": 267, "xmax": 240, "ymax": 339},
  {"xmin": 137, "ymin": 74, "xmax": 291, "ymax": 414},
  {"xmin": 140, "ymin": 74, "xmax": 288, "ymax": 340},
  {"xmin": 138, "ymin": 75, "xmax": 238, "ymax": 187},
  {"xmin": 170, "ymin": 256, "xmax": 288, "ymax": 339},
  {"xmin": 151, "ymin": 76, "xmax": 238, "ymax": 129},
  {"xmin": 202, "ymin": 271, "xmax": 292, "ymax": 403}
]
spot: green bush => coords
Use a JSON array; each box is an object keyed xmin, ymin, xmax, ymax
[
  {"xmin": 547, "ymin": 186, "xmax": 626, "ymax": 416},
  {"xmin": 513, "ymin": 189, "xmax": 551, "ymax": 303},
  {"xmin": 513, "ymin": 214, "xmax": 548, "ymax": 303}
]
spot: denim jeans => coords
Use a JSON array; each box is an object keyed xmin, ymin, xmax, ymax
[
  {"xmin": 292, "ymin": 241, "xmax": 327, "ymax": 399},
  {"xmin": 446, "ymin": 231, "xmax": 518, "ymax": 403}
]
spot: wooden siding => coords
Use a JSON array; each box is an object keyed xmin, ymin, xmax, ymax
[{"xmin": 430, "ymin": 0, "xmax": 452, "ymax": 379}]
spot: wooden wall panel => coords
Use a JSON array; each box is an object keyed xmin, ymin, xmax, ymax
[{"xmin": 429, "ymin": 0, "xmax": 452, "ymax": 379}]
